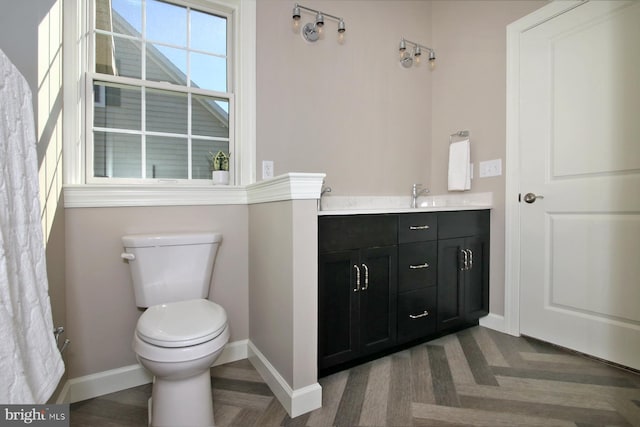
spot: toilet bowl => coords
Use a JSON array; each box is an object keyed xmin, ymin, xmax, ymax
[
  {"xmin": 121, "ymin": 232, "xmax": 228, "ymax": 427},
  {"xmin": 133, "ymin": 299, "xmax": 229, "ymax": 427}
]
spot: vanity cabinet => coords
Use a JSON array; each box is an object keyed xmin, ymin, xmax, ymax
[
  {"xmin": 437, "ymin": 211, "xmax": 490, "ymax": 332},
  {"xmin": 318, "ymin": 215, "xmax": 398, "ymax": 371},
  {"xmin": 318, "ymin": 209, "xmax": 490, "ymax": 374}
]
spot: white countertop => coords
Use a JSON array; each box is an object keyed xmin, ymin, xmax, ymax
[{"xmin": 318, "ymin": 192, "xmax": 493, "ymax": 216}]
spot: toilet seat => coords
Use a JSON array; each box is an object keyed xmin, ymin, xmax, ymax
[
  {"xmin": 133, "ymin": 324, "xmax": 229, "ymax": 364},
  {"xmin": 136, "ymin": 299, "xmax": 227, "ymax": 348}
]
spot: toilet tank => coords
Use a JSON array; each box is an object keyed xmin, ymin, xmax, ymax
[{"xmin": 121, "ymin": 232, "xmax": 222, "ymax": 307}]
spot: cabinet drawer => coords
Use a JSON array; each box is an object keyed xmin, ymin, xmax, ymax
[
  {"xmin": 398, "ymin": 213, "xmax": 437, "ymax": 243},
  {"xmin": 397, "ymin": 287, "xmax": 437, "ymax": 343},
  {"xmin": 398, "ymin": 242, "xmax": 437, "ymax": 292},
  {"xmin": 319, "ymin": 215, "xmax": 397, "ymax": 253},
  {"xmin": 438, "ymin": 210, "xmax": 490, "ymax": 239}
]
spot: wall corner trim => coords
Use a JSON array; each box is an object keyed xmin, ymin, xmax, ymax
[
  {"xmin": 56, "ymin": 339, "xmax": 248, "ymax": 404},
  {"xmin": 247, "ymin": 340, "xmax": 322, "ymax": 418},
  {"xmin": 247, "ymin": 173, "xmax": 326, "ymax": 205}
]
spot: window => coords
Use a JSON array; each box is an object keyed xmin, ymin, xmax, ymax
[{"xmin": 89, "ymin": 0, "xmax": 233, "ymax": 183}]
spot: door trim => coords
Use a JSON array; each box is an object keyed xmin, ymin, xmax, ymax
[{"xmin": 504, "ymin": 0, "xmax": 586, "ymax": 337}]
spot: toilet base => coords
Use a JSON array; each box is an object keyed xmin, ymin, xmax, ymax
[
  {"xmin": 132, "ymin": 319, "xmax": 229, "ymax": 426},
  {"xmin": 150, "ymin": 369, "xmax": 214, "ymax": 427}
]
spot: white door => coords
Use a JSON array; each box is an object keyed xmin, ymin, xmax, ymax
[{"xmin": 519, "ymin": 0, "xmax": 640, "ymax": 370}]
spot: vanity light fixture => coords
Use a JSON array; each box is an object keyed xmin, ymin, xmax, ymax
[
  {"xmin": 292, "ymin": 3, "xmax": 346, "ymax": 43},
  {"xmin": 399, "ymin": 37, "xmax": 436, "ymax": 69}
]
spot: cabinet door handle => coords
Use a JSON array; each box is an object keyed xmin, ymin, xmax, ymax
[
  {"xmin": 409, "ymin": 310, "xmax": 429, "ymax": 319},
  {"xmin": 409, "ymin": 225, "xmax": 430, "ymax": 230},
  {"xmin": 353, "ymin": 264, "xmax": 360, "ymax": 292},
  {"xmin": 409, "ymin": 262, "xmax": 429, "ymax": 269},
  {"xmin": 467, "ymin": 249, "xmax": 473, "ymax": 270},
  {"xmin": 461, "ymin": 249, "xmax": 468, "ymax": 271},
  {"xmin": 361, "ymin": 263, "xmax": 369, "ymax": 290}
]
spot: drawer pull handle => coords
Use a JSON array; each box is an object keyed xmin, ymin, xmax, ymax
[
  {"xmin": 353, "ymin": 265, "xmax": 360, "ymax": 292},
  {"xmin": 409, "ymin": 225, "xmax": 430, "ymax": 230},
  {"xmin": 409, "ymin": 262, "xmax": 429, "ymax": 269},
  {"xmin": 409, "ymin": 310, "xmax": 429, "ymax": 319}
]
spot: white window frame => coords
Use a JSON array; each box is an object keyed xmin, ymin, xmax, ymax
[{"xmin": 63, "ymin": 0, "xmax": 256, "ymax": 207}]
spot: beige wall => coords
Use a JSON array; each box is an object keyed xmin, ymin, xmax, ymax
[
  {"xmin": 257, "ymin": 0, "xmax": 545, "ymax": 318},
  {"xmin": 248, "ymin": 200, "xmax": 318, "ymax": 389},
  {"xmin": 248, "ymin": 202, "xmax": 294, "ymax": 383},
  {"xmin": 257, "ymin": 0, "xmax": 433, "ymax": 195},
  {"xmin": 431, "ymin": 0, "xmax": 545, "ymax": 315},
  {"xmin": 64, "ymin": 205, "xmax": 249, "ymax": 377}
]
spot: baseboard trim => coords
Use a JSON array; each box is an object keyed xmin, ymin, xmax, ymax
[
  {"xmin": 56, "ymin": 363, "xmax": 153, "ymax": 404},
  {"xmin": 247, "ymin": 341, "xmax": 322, "ymax": 418},
  {"xmin": 57, "ymin": 339, "xmax": 248, "ymax": 404},
  {"xmin": 479, "ymin": 313, "xmax": 506, "ymax": 333}
]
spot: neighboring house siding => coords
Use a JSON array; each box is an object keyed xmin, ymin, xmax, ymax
[{"xmin": 93, "ymin": 11, "xmax": 229, "ymax": 179}]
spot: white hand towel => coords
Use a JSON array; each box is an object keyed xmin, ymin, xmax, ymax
[
  {"xmin": 448, "ymin": 139, "xmax": 471, "ymax": 191},
  {"xmin": 0, "ymin": 49, "xmax": 64, "ymax": 403}
]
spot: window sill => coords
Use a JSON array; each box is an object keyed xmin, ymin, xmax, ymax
[{"xmin": 63, "ymin": 173, "xmax": 326, "ymax": 208}]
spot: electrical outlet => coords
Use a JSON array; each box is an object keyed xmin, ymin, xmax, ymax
[
  {"xmin": 262, "ymin": 160, "xmax": 274, "ymax": 179},
  {"xmin": 479, "ymin": 159, "xmax": 502, "ymax": 178}
]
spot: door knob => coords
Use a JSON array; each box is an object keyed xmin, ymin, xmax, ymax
[{"xmin": 523, "ymin": 192, "xmax": 544, "ymax": 204}]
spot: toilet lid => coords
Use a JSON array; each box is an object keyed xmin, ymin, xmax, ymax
[{"xmin": 136, "ymin": 299, "xmax": 227, "ymax": 348}]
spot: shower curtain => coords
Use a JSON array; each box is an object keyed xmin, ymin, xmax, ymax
[{"xmin": 0, "ymin": 49, "xmax": 64, "ymax": 403}]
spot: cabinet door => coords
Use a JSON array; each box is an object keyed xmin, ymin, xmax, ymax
[
  {"xmin": 359, "ymin": 246, "xmax": 397, "ymax": 356},
  {"xmin": 318, "ymin": 250, "xmax": 360, "ymax": 370},
  {"xmin": 464, "ymin": 235, "xmax": 489, "ymax": 321},
  {"xmin": 437, "ymin": 238, "xmax": 465, "ymax": 331}
]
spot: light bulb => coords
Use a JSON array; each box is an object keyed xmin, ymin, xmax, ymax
[
  {"xmin": 292, "ymin": 19, "xmax": 300, "ymax": 33},
  {"xmin": 338, "ymin": 31, "xmax": 345, "ymax": 44}
]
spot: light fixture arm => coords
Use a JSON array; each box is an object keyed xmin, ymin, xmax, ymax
[
  {"xmin": 295, "ymin": 3, "xmax": 344, "ymax": 25},
  {"xmin": 400, "ymin": 37, "xmax": 435, "ymax": 57}
]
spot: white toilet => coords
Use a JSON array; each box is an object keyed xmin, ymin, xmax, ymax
[{"xmin": 121, "ymin": 232, "xmax": 229, "ymax": 427}]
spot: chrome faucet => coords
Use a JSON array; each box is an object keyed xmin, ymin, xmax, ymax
[
  {"xmin": 318, "ymin": 186, "xmax": 332, "ymax": 211},
  {"xmin": 411, "ymin": 184, "xmax": 429, "ymax": 208}
]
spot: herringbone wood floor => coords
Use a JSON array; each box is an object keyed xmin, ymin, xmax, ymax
[{"xmin": 70, "ymin": 326, "xmax": 640, "ymax": 426}]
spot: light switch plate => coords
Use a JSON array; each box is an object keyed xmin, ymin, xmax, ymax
[{"xmin": 479, "ymin": 159, "xmax": 502, "ymax": 178}]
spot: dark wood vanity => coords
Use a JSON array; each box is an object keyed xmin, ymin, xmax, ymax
[{"xmin": 318, "ymin": 209, "xmax": 490, "ymax": 376}]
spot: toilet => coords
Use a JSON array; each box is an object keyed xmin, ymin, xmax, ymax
[{"xmin": 121, "ymin": 232, "xmax": 228, "ymax": 427}]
